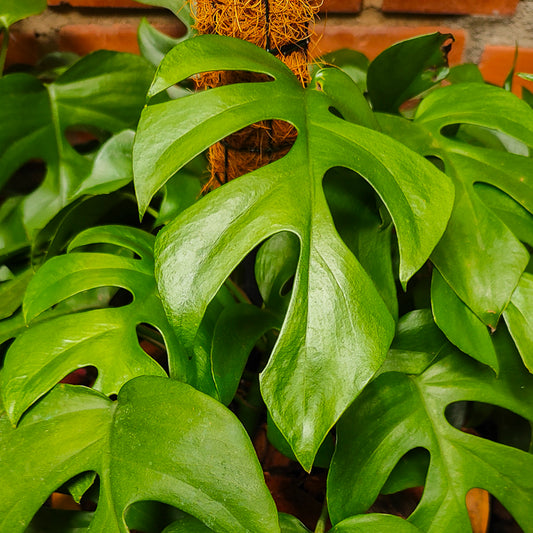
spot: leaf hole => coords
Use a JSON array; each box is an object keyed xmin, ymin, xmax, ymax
[
  {"xmin": 109, "ymin": 288, "xmax": 134, "ymax": 307},
  {"xmin": 64, "ymin": 126, "xmax": 105, "ymax": 154},
  {"xmin": 1, "ymin": 159, "xmax": 46, "ymax": 201},
  {"xmin": 445, "ymin": 401, "xmax": 532, "ymax": 452},
  {"xmin": 465, "ymin": 487, "xmax": 490, "ymax": 533},
  {"xmin": 328, "ymin": 106, "xmax": 345, "ymax": 119},
  {"xmin": 381, "ymin": 447, "xmax": 430, "ymax": 497},
  {"xmin": 487, "ymin": 494, "xmax": 523, "ymax": 533},
  {"xmin": 206, "ymin": 120, "xmax": 298, "ymax": 187},
  {"xmin": 137, "ymin": 323, "xmax": 168, "ymax": 370},
  {"xmin": 125, "ymin": 501, "xmax": 188, "ymax": 532},
  {"xmin": 424, "ymin": 155, "xmax": 445, "ymax": 172},
  {"xmin": 279, "ymin": 274, "xmax": 295, "ymax": 297},
  {"xmin": 60, "ymin": 365, "xmax": 98, "ymax": 388}
]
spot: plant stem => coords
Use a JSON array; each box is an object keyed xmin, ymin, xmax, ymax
[
  {"xmin": 0, "ymin": 26, "xmax": 9, "ymax": 76},
  {"xmin": 314, "ymin": 499, "xmax": 329, "ymax": 533}
]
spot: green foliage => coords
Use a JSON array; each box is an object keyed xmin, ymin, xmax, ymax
[
  {"xmin": 134, "ymin": 35, "xmax": 454, "ymax": 468},
  {"xmin": 0, "ymin": 7, "xmax": 532, "ymax": 531},
  {"xmin": 0, "ymin": 377, "xmax": 280, "ymax": 532}
]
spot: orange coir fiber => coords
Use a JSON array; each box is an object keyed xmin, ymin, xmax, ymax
[{"xmin": 194, "ymin": 0, "xmax": 321, "ymax": 191}]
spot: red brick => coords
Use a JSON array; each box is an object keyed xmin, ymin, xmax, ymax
[
  {"xmin": 382, "ymin": 0, "xmax": 518, "ymax": 16},
  {"xmin": 2, "ymin": 31, "xmax": 42, "ymax": 68},
  {"xmin": 479, "ymin": 46, "xmax": 533, "ymax": 96},
  {"xmin": 313, "ymin": 25, "xmax": 465, "ymax": 65},
  {"xmin": 47, "ymin": 0, "xmax": 361, "ymax": 11},
  {"xmin": 58, "ymin": 23, "xmax": 182, "ymax": 55},
  {"xmin": 48, "ymin": 0, "xmax": 154, "ymax": 7}
]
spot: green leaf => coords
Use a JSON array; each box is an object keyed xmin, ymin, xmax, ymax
[
  {"xmin": 211, "ymin": 304, "xmax": 279, "ymax": 404},
  {"xmin": 378, "ymin": 83, "xmax": 533, "ymax": 327},
  {"xmin": 135, "ymin": 36, "xmax": 454, "ymax": 468},
  {"xmin": 138, "ymin": 18, "xmax": 182, "ymax": 69},
  {"xmin": 328, "ymin": 327, "xmax": 533, "ymax": 532},
  {"xmin": 0, "ymin": 0, "xmax": 46, "ymax": 29},
  {"xmin": 163, "ymin": 515, "xmax": 214, "ymax": 532},
  {"xmin": 136, "ymin": 0, "xmax": 194, "ymax": 29},
  {"xmin": 446, "ymin": 63, "xmax": 485, "ymax": 85},
  {"xmin": 278, "ymin": 514, "xmax": 311, "ymax": 533},
  {"xmin": 0, "ymin": 51, "xmax": 153, "ymax": 235},
  {"xmin": 0, "ymin": 196, "xmax": 30, "ymax": 261},
  {"xmin": 367, "ymin": 32, "xmax": 453, "ymax": 113},
  {"xmin": 431, "ymin": 268, "xmax": 498, "ymax": 370},
  {"xmin": 316, "ymin": 48, "xmax": 369, "ymax": 92},
  {"xmin": 504, "ymin": 272, "xmax": 533, "ymax": 370},
  {"xmin": 0, "ymin": 225, "xmax": 184, "ymax": 424},
  {"xmin": 0, "ymin": 376, "xmax": 280, "ymax": 533},
  {"xmin": 377, "ymin": 309, "xmax": 451, "ymax": 377},
  {"xmin": 0, "ymin": 267, "xmax": 32, "ymax": 320},
  {"xmin": 330, "ymin": 514, "xmax": 422, "ymax": 533},
  {"xmin": 523, "ymin": 87, "xmax": 533, "ymax": 109}
]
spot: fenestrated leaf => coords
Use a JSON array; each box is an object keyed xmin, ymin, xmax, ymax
[
  {"xmin": 0, "ymin": 0, "xmax": 46, "ymax": 29},
  {"xmin": 504, "ymin": 272, "xmax": 533, "ymax": 370},
  {"xmin": 0, "ymin": 51, "xmax": 153, "ymax": 235},
  {"xmin": 431, "ymin": 268, "xmax": 498, "ymax": 371},
  {"xmin": 330, "ymin": 514, "xmax": 422, "ymax": 533},
  {"xmin": 0, "ymin": 376, "xmax": 280, "ymax": 533},
  {"xmin": 367, "ymin": 32, "xmax": 453, "ymax": 113},
  {"xmin": 134, "ymin": 36, "xmax": 454, "ymax": 469},
  {"xmin": 327, "ymin": 322, "xmax": 533, "ymax": 532},
  {"xmin": 0, "ymin": 225, "xmax": 184, "ymax": 424},
  {"xmin": 378, "ymin": 84, "xmax": 533, "ymax": 327}
]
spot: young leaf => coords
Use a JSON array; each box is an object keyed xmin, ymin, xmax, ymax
[
  {"xmin": 367, "ymin": 32, "xmax": 453, "ymax": 113},
  {"xmin": 431, "ymin": 269, "xmax": 498, "ymax": 371},
  {"xmin": 0, "ymin": 226, "xmax": 183, "ymax": 424},
  {"xmin": 328, "ymin": 323, "xmax": 533, "ymax": 532},
  {"xmin": 504, "ymin": 272, "xmax": 533, "ymax": 370},
  {"xmin": 0, "ymin": 51, "xmax": 153, "ymax": 235},
  {"xmin": 0, "ymin": 0, "xmax": 46, "ymax": 30},
  {"xmin": 0, "ymin": 376, "xmax": 280, "ymax": 533},
  {"xmin": 378, "ymin": 84, "xmax": 533, "ymax": 327},
  {"xmin": 330, "ymin": 514, "xmax": 422, "ymax": 532},
  {"xmin": 134, "ymin": 36, "xmax": 454, "ymax": 469}
]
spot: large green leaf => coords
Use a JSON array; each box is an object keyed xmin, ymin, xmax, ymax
[
  {"xmin": 134, "ymin": 36, "xmax": 452, "ymax": 468},
  {"xmin": 330, "ymin": 515, "xmax": 422, "ymax": 533},
  {"xmin": 133, "ymin": 36, "xmax": 453, "ymax": 469},
  {"xmin": 0, "ymin": 225, "xmax": 184, "ymax": 424},
  {"xmin": 0, "ymin": 0, "xmax": 46, "ymax": 29},
  {"xmin": 328, "ymin": 319, "xmax": 533, "ymax": 532},
  {"xmin": 0, "ymin": 51, "xmax": 153, "ymax": 235},
  {"xmin": 378, "ymin": 84, "xmax": 533, "ymax": 327},
  {"xmin": 0, "ymin": 376, "xmax": 280, "ymax": 533}
]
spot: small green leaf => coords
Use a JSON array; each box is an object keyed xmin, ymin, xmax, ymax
[
  {"xmin": 316, "ymin": 48, "xmax": 369, "ymax": 92},
  {"xmin": 431, "ymin": 268, "xmax": 498, "ymax": 371},
  {"xmin": 0, "ymin": 267, "xmax": 32, "ymax": 320},
  {"xmin": 367, "ymin": 32, "xmax": 453, "ymax": 113},
  {"xmin": 278, "ymin": 514, "xmax": 312, "ymax": 533},
  {"xmin": 0, "ymin": 0, "xmax": 46, "ymax": 29},
  {"xmin": 504, "ymin": 272, "xmax": 533, "ymax": 370},
  {"xmin": 0, "ymin": 376, "xmax": 280, "ymax": 533},
  {"xmin": 330, "ymin": 514, "xmax": 422, "ymax": 533},
  {"xmin": 447, "ymin": 63, "xmax": 485, "ymax": 85}
]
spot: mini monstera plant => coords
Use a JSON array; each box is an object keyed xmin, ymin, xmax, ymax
[{"xmin": 0, "ymin": 1, "xmax": 532, "ymax": 532}]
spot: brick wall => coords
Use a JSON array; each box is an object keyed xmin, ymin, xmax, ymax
[{"xmin": 5, "ymin": 0, "xmax": 533, "ymax": 95}]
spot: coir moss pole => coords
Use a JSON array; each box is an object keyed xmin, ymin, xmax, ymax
[{"xmin": 194, "ymin": 0, "xmax": 320, "ymax": 191}]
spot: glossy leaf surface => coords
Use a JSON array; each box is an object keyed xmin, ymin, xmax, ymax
[
  {"xmin": 328, "ymin": 321, "xmax": 533, "ymax": 532},
  {"xmin": 330, "ymin": 514, "xmax": 422, "ymax": 532},
  {"xmin": 504, "ymin": 272, "xmax": 533, "ymax": 370},
  {"xmin": 367, "ymin": 32, "xmax": 453, "ymax": 113},
  {"xmin": 378, "ymin": 84, "xmax": 533, "ymax": 327},
  {"xmin": 0, "ymin": 377, "xmax": 280, "ymax": 533},
  {"xmin": 134, "ymin": 36, "xmax": 454, "ymax": 468},
  {"xmin": 0, "ymin": 226, "xmax": 183, "ymax": 423},
  {"xmin": 0, "ymin": 51, "xmax": 152, "ymax": 235}
]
